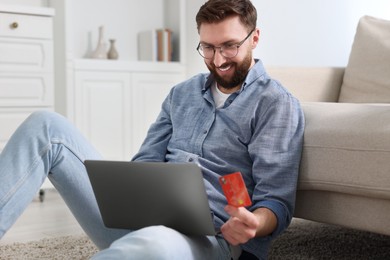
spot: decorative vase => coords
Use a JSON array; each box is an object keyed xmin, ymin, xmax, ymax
[
  {"xmin": 91, "ymin": 26, "xmax": 107, "ymax": 59},
  {"xmin": 107, "ymin": 39, "xmax": 119, "ymax": 60}
]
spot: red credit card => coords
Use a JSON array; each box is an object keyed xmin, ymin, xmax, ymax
[{"xmin": 219, "ymin": 172, "xmax": 252, "ymax": 207}]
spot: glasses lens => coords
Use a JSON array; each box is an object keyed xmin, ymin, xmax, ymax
[
  {"xmin": 198, "ymin": 45, "xmax": 214, "ymax": 59},
  {"xmin": 198, "ymin": 45, "xmax": 238, "ymax": 59},
  {"xmin": 221, "ymin": 45, "xmax": 238, "ymax": 58}
]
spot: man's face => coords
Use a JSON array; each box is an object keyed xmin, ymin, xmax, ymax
[{"xmin": 198, "ymin": 16, "xmax": 259, "ymax": 92}]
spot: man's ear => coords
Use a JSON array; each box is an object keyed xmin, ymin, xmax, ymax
[{"xmin": 252, "ymin": 28, "xmax": 260, "ymax": 49}]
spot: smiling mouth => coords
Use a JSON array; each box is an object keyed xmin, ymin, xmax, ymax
[{"xmin": 217, "ymin": 64, "xmax": 232, "ymax": 72}]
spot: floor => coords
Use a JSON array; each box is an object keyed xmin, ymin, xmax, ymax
[{"xmin": 0, "ymin": 189, "xmax": 84, "ymax": 245}]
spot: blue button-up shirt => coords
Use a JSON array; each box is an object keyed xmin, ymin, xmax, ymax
[{"xmin": 132, "ymin": 59, "xmax": 304, "ymax": 259}]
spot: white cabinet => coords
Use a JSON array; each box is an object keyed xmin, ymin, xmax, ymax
[
  {"xmin": 74, "ymin": 71, "xmax": 132, "ymax": 160},
  {"xmin": 50, "ymin": 0, "xmax": 187, "ymax": 160},
  {"xmin": 0, "ymin": 4, "xmax": 54, "ymax": 189},
  {"xmin": 0, "ymin": 5, "xmax": 54, "ymax": 151},
  {"xmin": 73, "ymin": 60, "xmax": 184, "ymax": 160},
  {"xmin": 0, "ymin": 108, "xmax": 38, "ymax": 149}
]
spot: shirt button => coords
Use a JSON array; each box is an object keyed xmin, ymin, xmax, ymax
[
  {"xmin": 203, "ymin": 130, "xmax": 208, "ymax": 134},
  {"xmin": 188, "ymin": 158, "xmax": 194, "ymax": 162}
]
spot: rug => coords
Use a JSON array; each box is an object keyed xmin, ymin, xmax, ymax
[
  {"xmin": 1, "ymin": 219, "xmax": 389, "ymax": 259},
  {"xmin": 269, "ymin": 219, "xmax": 390, "ymax": 260},
  {"xmin": 0, "ymin": 235, "xmax": 98, "ymax": 259}
]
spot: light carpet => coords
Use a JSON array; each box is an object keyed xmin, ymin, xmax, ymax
[{"xmin": 1, "ymin": 219, "xmax": 389, "ymax": 259}]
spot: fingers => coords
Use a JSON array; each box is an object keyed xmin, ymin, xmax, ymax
[
  {"xmin": 224, "ymin": 205, "xmax": 258, "ymax": 229},
  {"xmin": 221, "ymin": 205, "xmax": 259, "ymax": 245},
  {"xmin": 221, "ymin": 218, "xmax": 256, "ymax": 245}
]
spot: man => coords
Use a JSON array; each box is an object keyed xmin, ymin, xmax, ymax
[{"xmin": 0, "ymin": 0, "xmax": 304, "ymax": 259}]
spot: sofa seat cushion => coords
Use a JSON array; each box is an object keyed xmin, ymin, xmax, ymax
[
  {"xmin": 299, "ymin": 102, "xmax": 390, "ymax": 200},
  {"xmin": 339, "ymin": 16, "xmax": 390, "ymax": 103}
]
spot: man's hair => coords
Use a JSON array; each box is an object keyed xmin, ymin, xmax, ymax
[{"xmin": 196, "ymin": 0, "xmax": 257, "ymax": 32}]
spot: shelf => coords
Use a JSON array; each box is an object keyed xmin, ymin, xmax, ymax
[
  {"xmin": 50, "ymin": 0, "xmax": 185, "ymax": 63},
  {"xmin": 73, "ymin": 59, "xmax": 185, "ymax": 73}
]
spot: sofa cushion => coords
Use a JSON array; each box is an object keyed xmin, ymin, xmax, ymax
[
  {"xmin": 299, "ymin": 102, "xmax": 390, "ymax": 200},
  {"xmin": 267, "ymin": 67, "xmax": 344, "ymax": 102},
  {"xmin": 338, "ymin": 16, "xmax": 390, "ymax": 103}
]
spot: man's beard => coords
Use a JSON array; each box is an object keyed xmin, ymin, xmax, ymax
[{"xmin": 206, "ymin": 52, "xmax": 252, "ymax": 90}]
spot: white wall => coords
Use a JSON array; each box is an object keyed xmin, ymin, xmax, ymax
[
  {"xmin": 185, "ymin": 0, "xmax": 210, "ymax": 77},
  {"xmin": 254, "ymin": 0, "xmax": 390, "ymax": 67},
  {"xmin": 185, "ymin": 0, "xmax": 390, "ymax": 77}
]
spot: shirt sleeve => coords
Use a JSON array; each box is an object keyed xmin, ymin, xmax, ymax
[
  {"xmin": 248, "ymin": 92, "xmax": 305, "ymax": 238},
  {"xmin": 131, "ymin": 89, "xmax": 173, "ymax": 162}
]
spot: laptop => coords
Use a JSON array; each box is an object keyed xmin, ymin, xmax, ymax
[{"xmin": 84, "ymin": 160, "xmax": 217, "ymax": 236}]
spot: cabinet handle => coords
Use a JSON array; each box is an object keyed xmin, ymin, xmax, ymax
[{"xmin": 10, "ymin": 22, "xmax": 19, "ymax": 29}]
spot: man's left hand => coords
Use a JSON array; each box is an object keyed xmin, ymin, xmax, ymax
[
  {"xmin": 220, "ymin": 205, "xmax": 259, "ymax": 245},
  {"xmin": 220, "ymin": 205, "xmax": 277, "ymax": 245}
]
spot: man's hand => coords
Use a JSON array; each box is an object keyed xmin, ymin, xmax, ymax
[{"xmin": 220, "ymin": 205, "xmax": 277, "ymax": 245}]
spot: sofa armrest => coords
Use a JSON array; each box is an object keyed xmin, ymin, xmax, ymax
[
  {"xmin": 267, "ymin": 67, "xmax": 345, "ymax": 102},
  {"xmin": 299, "ymin": 102, "xmax": 390, "ymax": 200},
  {"xmin": 296, "ymin": 102, "xmax": 390, "ymax": 235}
]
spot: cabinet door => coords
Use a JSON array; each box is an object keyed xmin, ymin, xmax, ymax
[
  {"xmin": 0, "ymin": 73, "xmax": 54, "ymax": 107},
  {"xmin": 130, "ymin": 72, "xmax": 184, "ymax": 156},
  {"xmin": 0, "ymin": 38, "xmax": 53, "ymax": 73},
  {"xmin": 74, "ymin": 71, "xmax": 131, "ymax": 160}
]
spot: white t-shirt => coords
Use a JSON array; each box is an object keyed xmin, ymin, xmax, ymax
[{"xmin": 211, "ymin": 83, "xmax": 231, "ymax": 109}]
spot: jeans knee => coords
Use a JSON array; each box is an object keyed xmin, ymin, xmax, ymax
[
  {"xmin": 27, "ymin": 110, "xmax": 63, "ymax": 126},
  {"xmin": 104, "ymin": 226, "xmax": 188, "ymax": 259},
  {"xmin": 21, "ymin": 111, "xmax": 70, "ymax": 135}
]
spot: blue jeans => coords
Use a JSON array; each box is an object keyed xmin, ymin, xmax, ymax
[{"xmin": 0, "ymin": 111, "xmax": 235, "ymax": 259}]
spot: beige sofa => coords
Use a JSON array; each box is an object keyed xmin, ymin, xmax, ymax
[{"xmin": 267, "ymin": 15, "xmax": 390, "ymax": 236}]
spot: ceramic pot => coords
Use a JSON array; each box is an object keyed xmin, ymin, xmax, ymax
[
  {"xmin": 91, "ymin": 26, "xmax": 107, "ymax": 59},
  {"xmin": 108, "ymin": 39, "xmax": 119, "ymax": 60}
]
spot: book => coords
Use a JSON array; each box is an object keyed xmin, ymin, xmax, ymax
[
  {"xmin": 138, "ymin": 30, "xmax": 157, "ymax": 61},
  {"xmin": 138, "ymin": 28, "xmax": 173, "ymax": 62}
]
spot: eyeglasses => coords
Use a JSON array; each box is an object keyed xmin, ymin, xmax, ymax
[{"xmin": 196, "ymin": 28, "xmax": 255, "ymax": 59}]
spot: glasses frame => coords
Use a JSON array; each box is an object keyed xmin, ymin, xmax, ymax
[{"xmin": 196, "ymin": 28, "xmax": 255, "ymax": 59}]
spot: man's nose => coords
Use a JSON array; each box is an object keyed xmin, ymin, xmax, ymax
[{"xmin": 212, "ymin": 49, "xmax": 227, "ymax": 67}]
